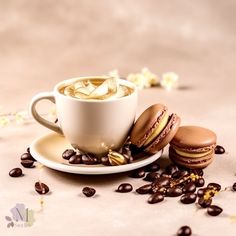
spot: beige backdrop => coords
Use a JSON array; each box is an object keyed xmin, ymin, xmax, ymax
[{"xmin": 1, "ymin": 1, "xmax": 236, "ymax": 235}]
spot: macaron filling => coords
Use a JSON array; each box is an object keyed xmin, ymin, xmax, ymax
[
  {"xmin": 174, "ymin": 148, "xmax": 213, "ymax": 158},
  {"xmin": 143, "ymin": 112, "xmax": 169, "ymax": 146}
]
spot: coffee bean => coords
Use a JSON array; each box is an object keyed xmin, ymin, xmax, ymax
[
  {"xmin": 232, "ymin": 183, "xmax": 236, "ymax": 191},
  {"xmin": 82, "ymin": 154, "xmax": 98, "ymax": 165},
  {"xmin": 136, "ymin": 184, "xmax": 152, "ymax": 194},
  {"xmin": 122, "ymin": 148, "xmax": 132, "ymax": 157},
  {"xmin": 172, "ymin": 170, "xmax": 188, "ymax": 179},
  {"xmin": 215, "ymin": 145, "xmax": 225, "ymax": 154},
  {"xmin": 143, "ymin": 172, "xmax": 160, "ymax": 182},
  {"xmin": 82, "ymin": 187, "xmax": 96, "ymax": 197},
  {"xmin": 21, "ymin": 159, "xmax": 35, "ymax": 168},
  {"xmin": 190, "ymin": 169, "xmax": 204, "ymax": 176},
  {"xmin": 207, "ymin": 183, "xmax": 221, "ymax": 191},
  {"xmin": 198, "ymin": 197, "xmax": 212, "ymax": 208},
  {"xmin": 151, "ymin": 186, "xmax": 167, "ymax": 195},
  {"xmin": 207, "ymin": 205, "xmax": 223, "ymax": 216},
  {"xmin": 68, "ymin": 154, "xmax": 82, "ymax": 164},
  {"xmin": 147, "ymin": 193, "xmax": 164, "ymax": 204},
  {"xmin": 165, "ymin": 164, "xmax": 179, "ymax": 175},
  {"xmin": 180, "ymin": 193, "xmax": 197, "ymax": 204},
  {"xmin": 62, "ymin": 149, "xmax": 75, "ymax": 160},
  {"xmin": 21, "ymin": 152, "xmax": 35, "ymax": 161},
  {"xmin": 197, "ymin": 188, "xmax": 207, "ymax": 197},
  {"xmin": 130, "ymin": 168, "xmax": 145, "ymax": 178},
  {"xmin": 9, "ymin": 168, "xmax": 23, "ymax": 177},
  {"xmin": 160, "ymin": 172, "xmax": 171, "ymax": 178},
  {"xmin": 182, "ymin": 182, "xmax": 196, "ymax": 193},
  {"xmin": 177, "ymin": 226, "xmax": 192, "ymax": 236},
  {"xmin": 166, "ymin": 187, "xmax": 183, "ymax": 197},
  {"xmin": 101, "ymin": 156, "xmax": 111, "ymax": 166},
  {"xmin": 35, "ymin": 182, "xmax": 49, "ymax": 195},
  {"xmin": 195, "ymin": 178, "xmax": 205, "ymax": 187},
  {"xmin": 144, "ymin": 161, "xmax": 160, "ymax": 172},
  {"xmin": 153, "ymin": 177, "xmax": 171, "ymax": 187},
  {"xmin": 116, "ymin": 183, "xmax": 133, "ymax": 193},
  {"xmin": 27, "ymin": 147, "xmax": 31, "ymax": 154}
]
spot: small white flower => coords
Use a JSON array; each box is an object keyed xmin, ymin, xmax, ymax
[
  {"xmin": 141, "ymin": 68, "xmax": 160, "ymax": 86},
  {"xmin": 161, "ymin": 72, "xmax": 179, "ymax": 91},
  {"xmin": 0, "ymin": 116, "xmax": 10, "ymax": 127}
]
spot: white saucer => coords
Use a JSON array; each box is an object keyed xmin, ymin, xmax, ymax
[{"xmin": 30, "ymin": 132, "xmax": 162, "ymax": 175}]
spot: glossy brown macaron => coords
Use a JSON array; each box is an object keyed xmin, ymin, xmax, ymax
[
  {"xmin": 169, "ymin": 126, "xmax": 217, "ymax": 169},
  {"xmin": 130, "ymin": 104, "xmax": 181, "ymax": 154}
]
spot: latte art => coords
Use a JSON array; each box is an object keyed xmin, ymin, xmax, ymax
[{"xmin": 60, "ymin": 78, "xmax": 133, "ymax": 100}]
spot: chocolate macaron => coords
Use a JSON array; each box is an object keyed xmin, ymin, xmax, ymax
[
  {"xmin": 169, "ymin": 126, "xmax": 217, "ymax": 169},
  {"xmin": 130, "ymin": 104, "xmax": 181, "ymax": 154}
]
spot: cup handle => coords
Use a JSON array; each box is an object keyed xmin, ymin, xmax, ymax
[{"xmin": 29, "ymin": 92, "xmax": 63, "ymax": 135}]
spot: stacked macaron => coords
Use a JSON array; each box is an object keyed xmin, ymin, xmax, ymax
[
  {"xmin": 169, "ymin": 126, "xmax": 216, "ymax": 169},
  {"xmin": 130, "ymin": 104, "xmax": 181, "ymax": 154}
]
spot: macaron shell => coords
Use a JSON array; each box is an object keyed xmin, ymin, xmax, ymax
[
  {"xmin": 171, "ymin": 126, "xmax": 216, "ymax": 149},
  {"xmin": 170, "ymin": 143, "xmax": 215, "ymax": 153},
  {"xmin": 130, "ymin": 104, "xmax": 168, "ymax": 147},
  {"xmin": 169, "ymin": 147, "xmax": 214, "ymax": 169},
  {"xmin": 145, "ymin": 114, "xmax": 181, "ymax": 154}
]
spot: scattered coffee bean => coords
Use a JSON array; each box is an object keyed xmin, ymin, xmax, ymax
[
  {"xmin": 101, "ymin": 156, "xmax": 111, "ymax": 166},
  {"xmin": 144, "ymin": 161, "xmax": 160, "ymax": 172},
  {"xmin": 214, "ymin": 145, "xmax": 225, "ymax": 154},
  {"xmin": 122, "ymin": 148, "xmax": 132, "ymax": 157},
  {"xmin": 82, "ymin": 154, "xmax": 98, "ymax": 165},
  {"xmin": 143, "ymin": 172, "xmax": 160, "ymax": 182},
  {"xmin": 62, "ymin": 149, "xmax": 75, "ymax": 160},
  {"xmin": 68, "ymin": 154, "xmax": 82, "ymax": 164},
  {"xmin": 177, "ymin": 226, "xmax": 192, "ymax": 236},
  {"xmin": 172, "ymin": 170, "xmax": 188, "ymax": 179},
  {"xmin": 207, "ymin": 205, "xmax": 223, "ymax": 216},
  {"xmin": 21, "ymin": 152, "xmax": 35, "ymax": 161},
  {"xmin": 207, "ymin": 183, "xmax": 221, "ymax": 191},
  {"xmin": 116, "ymin": 183, "xmax": 133, "ymax": 193},
  {"xmin": 151, "ymin": 186, "xmax": 167, "ymax": 195},
  {"xmin": 160, "ymin": 172, "xmax": 171, "ymax": 178},
  {"xmin": 9, "ymin": 168, "xmax": 23, "ymax": 177},
  {"xmin": 82, "ymin": 187, "xmax": 96, "ymax": 197},
  {"xmin": 198, "ymin": 197, "xmax": 212, "ymax": 208},
  {"xmin": 148, "ymin": 193, "xmax": 164, "ymax": 204},
  {"xmin": 35, "ymin": 182, "xmax": 49, "ymax": 195},
  {"xmin": 136, "ymin": 184, "xmax": 152, "ymax": 194},
  {"xmin": 153, "ymin": 177, "xmax": 171, "ymax": 187},
  {"xmin": 232, "ymin": 183, "xmax": 236, "ymax": 191},
  {"xmin": 197, "ymin": 188, "xmax": 207, "ymax": 197},
  {"xmin": 195, "ymin": 178, "xmax": 205, "ymax": 187},
  {"xmin": 130, "ymin": 168, "xmax": 145, "ymax": 178},
  {"xmin": 166, "ymin": 187, "xmax": 183, "ymax": 197},
  {"xmin": 165, "ymin": 164, "xmax": 179, "ymax": 175},
  {"xmin": 190, "ymin": 169, "xmax": 203, "ymax": 176},
  {"xmin": 182, "ymin": 182, "xmax": 196, "ymax": 193},
  {"xmin": 21, "ymin": 159, "xmax": 35, "ymax": 168},
  {"xmin": 180, "ymin": 193, "xmax": 197, "ymax": 204}
]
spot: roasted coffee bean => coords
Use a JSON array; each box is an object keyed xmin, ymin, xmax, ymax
[
  {"xmin": 232, "ymin": 183, "xmax": 236, "ymax": 191},
  {"xmin": 116, "ymin": 183, "xmax": 133, "ymax": 193},
  {"xmin": 198, "ymin": 197, "xmax": 212, "ymax": 208},
  {"xmin": 195, "ymin": 178, "xmax": 205, "ymax": 187},
  {"xmin": 130, "ymin": 168, "xmax": 145, "ymax": 178},
  {"xmin": 172, "ymin": 170, "xmax": 188, "ymax": 179},
  {"xmin": 21, "ymin": 160, "xmax": 35, "ymax": 168},
  {"xmin": 190, "ymin": 169, "xmax": 203, "ymax": 176},
  {"xmin": 9, "ymin": 168, "xmax": 23, "ymax": 177},
  {"xmin": 143, "ymin": 172, "xmax": 160, "ymax": 182},
  {"xmin": 144, "ymin": 161, "xmax": 160, "ymax": 172},
  {"xmin": 129, "ymin": 144, "xmax": 142, "ymax": 156},
  {"xmin": 82, "ymin": 187, "xmax": 96, "ymax": 197},
  {"xmin": 82, "ymin": 154, "xmax": 98, "ymax": 165},
  {"xmin": 207, "ymin": 205, "xmax": 223, "ymax": 216},
  {"xmin": 151, "ymin": 186, "xmax": 166, "ymax": 195},
  {"xmin": 180, "ymin": 193, "xmax": 197, "ymax": 204},
  {"xmin": 122, "ymin": 148, "xmax": 132, "ymax": 157},
  {"xmin": 101, "ymin": 156, "xmax": 111, "ymax": 166},
  {"xmin": 214, "ymin": 145, "xmax": 225, "ymax": 154},
  {"xmin": 160, "ymin": 172, "xmax": 171, "ymax": 178},
  {"xmin": 21, "ymin": 152, "xmax": 35, "ymax": 161},
  {"xmin": 166, "ymin": 187, "xmax": 182, "ymax": 197},
  {"xmin": 35, "ymin": 182, "xmax": 49, "ymax": 195},
  {"xmin": 136, "ymin": 184, "xmax": 152, "ymax": 194},
  {"xmin": 62, "ymin": 149, "xmax": 75, "ymax": 160},
  {"xmin": 68, "ymin": 154, "xmax": 82, "ymax": 164},
  {"xmin": 207, "ymin": 183, "xmax": 221, "ymax": 191},
  {"xmin": 153, "ymin": 177, "xmax": 171, "ymax": 187},
  {"xmin": 165, "ymin": 164, "xmax": 179, "ymax": 175},
  {"xmin": 177, "ymin": 226, "xmax": 192, "ymax": 236},
  {"xmin": 27, "ymin": 147, "xmax": 31, "ymax": 154},
  {"xmin": 197, "ymin": 188, "xmax": 207, "ymax": 197},
  {"xmin": 147, "ymin": 193, "xmax": 164, "ymax": 204},
  {"xmin": 182, "ymin": 182, "xmax": 196, "ymax": 193}
]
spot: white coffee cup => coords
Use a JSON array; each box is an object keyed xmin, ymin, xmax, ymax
[{"xmin": 30, "ymin": 76, "xmax": 138, "ymax": 155}]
